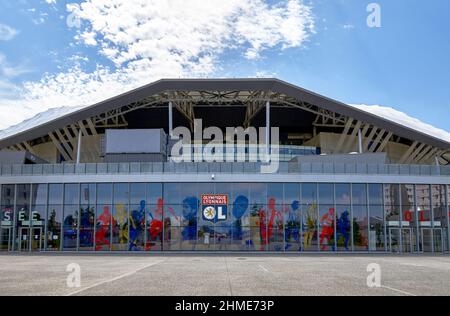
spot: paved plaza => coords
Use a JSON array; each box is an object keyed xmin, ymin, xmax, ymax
[{"xmin": 0, "ymin": 254, "xmax": 449, "ymax": 296}]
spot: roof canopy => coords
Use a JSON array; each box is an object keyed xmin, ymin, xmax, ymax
[{"xmin": 0, "ymin": 78, "xmax": 449, "ymax": 151}]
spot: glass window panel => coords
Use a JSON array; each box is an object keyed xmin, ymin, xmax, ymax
[
  {"xmin": 1, "ymin": 184, "xmax": 15, "ymax": 206},
  {"xmin": 95, "ymin": 204, "xmax": 112, "ymax": 251},
  {"xmin": 64, "ymin": 184, "xmax": 79, "ymax": 205},
  {"xmin": 97, "ymin": 183, "xmax": 112, "ymax": 205},
  {"xmin": 16, "ymin": 184, "xmax": 31, "ymax": 206},
  {"xmin": 302, "ymin": 202, "xmax": 318, "ymax": 252},
  {"xmin": 336, "ymin": 204, "xmax": 352, "ymax": 251},
  {"xmin": 284, "ymin": 184, "xmax": 301, "ymax": 252},
  {"xmin": 318, "ymin": 184, "xmax": 334, "ymax": 205},
  {"xmin": 48, "ymin": 184, "xmax": 63, "ymax": 205},
  {"xmin": 432, "ymin": 185, "xmax": 446, "ymax": 226},
  {"xmin": 267, "ymin": 201, "xmax": 284, "ymax": 252},
  {"xmin": 385, "ymin": 184, "xmax": 400, "ymax": 228},
  {"xmin": 249, "ymin": 183, "xmax": 266, "ymax": 204},
  {"xmin": 302, "ymin": 183, "xmax": 317, "ymax": 205},
  {"xmin": 79, "ymin": 205, "xmax": 94, "ymax": 250},
  {"xmin": 231, "ymin": 183, "xmax": 250, "ymax": 222},
  {"xmin": 163, "ymin": 183, "xmax": 179, "ymax": 204},
  {"xmin": 179, "ymin": 183, "xmax": 198, "ymax": 202},
  {"xmin": 146, "ymin": 183, "xmax": 162, "ymax": 205},
  {"xmin": 319, "ymin": 204, "xmax": 335, "ymax": 251},
  {"xmin": 112, "ymin": 202, "xmax": 128, "ymax": 251},
  {"xmin": 416, "ymin": 184, "xmax": 431, "ymax": 226},
  {"xmin": 213, "ymin": 224, "xmax": 232, "ymax": 251},
  {"xmin": 63, "ymin": 205, "xmax": 78, "ymax": 250},
  {"xmin": 369, "ymin": 205, "xmax": 385, "ymax": 251},
  {"xmin": 80, "ymin": 183, "xmax": 96, "ymax": 206},
  {"xmin": 352, "ymin": 184, "xmax": 367, "ymax": 205},
  {"xmin": 353, "ymin": 205, "xmax": 368, "ymax": 251},
  {"xmin": 385, "ymin": 184, "xmax": 400, "ymax": 206},
  {"xmin": 335, "ymin": 184, "xmax": 350, "ymax": 205},
  {"xmin": 401, "ymin": 184, "xmax": 415, "ymax": 228},
  {"xmin": 130, "ymin": 183, "xmax": 146, "ymax": 204},
  {"xmin": 368, "ymin": 184, "xmax": 383, "ymax": 205},
  {"xmin": 114, "ymin": 183, "xmax": 129, "ymax": 204},
  {"xmin": 46, "ymin": 205, "xmax": 62, "ymax": 251},
  {"xmin": 145, "ymin": 203, "xmax": 162, "ymax": 251},
  {"xmin": 31, "ymin": 184, "xmax": 47, "ymax": 206}
]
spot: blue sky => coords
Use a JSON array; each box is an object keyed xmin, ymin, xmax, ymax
[{"xmin": 0, "ymin": 0, "xmax": 449, "ymax": 133}]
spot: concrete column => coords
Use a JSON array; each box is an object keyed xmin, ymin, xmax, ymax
[
  {"xmin": 76, "ymin": 129, "xmax": 82, "ymax": 164},
  {"xmin": 168, "ymin": 101, "xmax": 173, "ymax": 138},
  {"xmin": 358, "ymin": 129, "xmax": 363, "ymax": 154},
  {"xmin": 266, "ymin": 101, "xmax": 270, "ymax": 161}
]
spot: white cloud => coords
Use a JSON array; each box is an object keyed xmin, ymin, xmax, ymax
[
  {"xmin": 45, "ymin": 0, "xmax": 57, "ymax": 4},
  {"xmin": 351, "ymin": 104, "xmax": 450, "ymax": 143},
  {"xmin": 0, "ymin": 0, "xmax": 315, "ymax": 131},
  {"xmin": 0, "ymin": 23, "xmax": 18, "ymax": 41}
]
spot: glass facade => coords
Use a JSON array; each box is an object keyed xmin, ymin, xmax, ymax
[{"xmin": 0, "ymin": 182, "xmax": 449, "ymax": 253}]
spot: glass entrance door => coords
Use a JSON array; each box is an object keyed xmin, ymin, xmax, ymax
[
  {"xmin": 389, "ymin": 228, "xmax": 400, "ymax": 253},
  {"xmin": 18, "ymin": 228, "xmax": 43, "ymax": 252},
  {"xmin": 421, "ymin": 228, "xmax": 445, "ymax": 253},
  {"xmin": 434, "ymin": 229, "xmax": 444, "ymax": 253},
  {"xmin": 19, "ymin": 228, "xmax": 30, "ymax": 251},
  {"xmin": 421, "ymin": 228, "xmax": 434, "ymax": 252},
  {"xmin": 389, "ymin": 228, "xmax": 413, "ymax": 253},
  {"xmin": 0, "ymin": 227, "xmax": 12, "ymax": 251}
]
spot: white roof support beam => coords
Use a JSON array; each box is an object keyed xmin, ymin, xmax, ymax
[
  {"xmin": 368, "ymin": 129, "xmax": 386, "ymax": 152},
  {"xmin": 342, "ymin": 120, "xmax": 362, "ymax": 153},
  {"xmin": 15, "ymin": 143, "xmax": 26, "ymax": 151},
  {"xmin": 48, "ymin": 132, "xmax": 71, "ymax": 162},
  {"xmin": 399, "ymin": 141, "xmax": 419, "ymax": 164},
  {"xmin": 86, "ymin": 118, "xmax": 98, "ymax": 136},
  {"xmin": 363, "ymin": 127, "xmax": 378, "ymax": 151},
  {"xmin": 54, "ymin": 129, "xmax": 75, "ymax": 161},
  {"xmin": 63, "ymin": 127, "xmax": 78, "ymax": 150},
  {"xmin": 334, "ymin": 118, "xmax": 354, "ymax": 154},
  {"xmin": 419, "ymin": 148, "xmax": 440, "ymax": 164},
  {"xmin": 22, "ymin": 141, "xmax": 35, "ymax": 154},
  {"xmin": 406, "ymin": 143, "xmax": 426, "ymax": 164},
  {"xmin": 376, "ymin": 131, "xmax": 393, "ymax": 153},
  {"xmin": 77, "ymin": 121, "xmax": 89, "ymax": 137},
  {"xmin": 413, "ymin": 145, "xmax": 434, "ymax": 163}
]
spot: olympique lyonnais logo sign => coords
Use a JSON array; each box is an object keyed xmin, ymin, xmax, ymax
[{"xmin": 201, "ymin": 194, "xmax": 228, "ymax": 223}]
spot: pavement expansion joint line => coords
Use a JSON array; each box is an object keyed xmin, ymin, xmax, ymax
[{"xmin": 64, "ymin": 259, "xmax": 166, "ymax": 296}]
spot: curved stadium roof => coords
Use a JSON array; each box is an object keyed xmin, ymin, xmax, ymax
[{"xmin": 0, "ymin": 78, "xmax": 449, "ymax": 150}]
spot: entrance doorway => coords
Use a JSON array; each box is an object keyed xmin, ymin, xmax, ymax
[
  {"xmin": 388, "ymin": 228, "xmax": 413, "ymax": 253},
  {"xmin": 421, "ymin": 228, "xmax": 444, "ymax": 253},
  {"xmin": 18, "ymin": 227, "xmax": 43, "ymax": 252},
  {"xmin": 0, "ymin": 227, "xmax": 12, "ymax": 251}
]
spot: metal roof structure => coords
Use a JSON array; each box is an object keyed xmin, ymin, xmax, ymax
[{"xmin": 0, "ymin": 78, "xmax": 449, "ymax": 163}]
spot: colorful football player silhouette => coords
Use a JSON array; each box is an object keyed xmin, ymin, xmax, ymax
[
  {"xmin": 95, "ymin": 206, "xmax": 112, "ymax": 251},
  {"xmin": 320, "ymin": 208, "xmax": 335, "ymax": 251}
]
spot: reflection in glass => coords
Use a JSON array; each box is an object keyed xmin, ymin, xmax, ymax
[
  {"xmin": 47, "ymin": 205, "xmax": 62, "ymax": 251},
  {"xmin": 112, "ymin": 183, "xmax": 129, "ymax": 251},
  {"xmin": 284, "ymin": 184, "xmax": 301, "ymax": 252},
  {"xmin": 80, "ymin": 184, "xmax": 95, "ymax": 250},
  {"xmin": 63, "ymin": 205, "xmax": 78, "ymax": 250}
]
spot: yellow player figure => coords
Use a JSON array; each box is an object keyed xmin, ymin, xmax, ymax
[{"xmin": 303, "ymin": 202, "xmax": 317, "ymax": 250}]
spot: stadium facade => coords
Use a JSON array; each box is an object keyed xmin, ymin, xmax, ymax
[{"xmin": 0, "ymin": 78, "xmax": 449, "ymax": 254}]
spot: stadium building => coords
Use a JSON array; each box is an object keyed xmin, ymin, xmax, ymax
[{"xmin": 0, "ymin": 78, "xmax": 449, "ymax": 253}]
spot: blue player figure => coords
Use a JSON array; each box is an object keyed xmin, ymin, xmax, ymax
[{"xmin": 337, "ymin": 210, "xmax": 351, "ymax": 250}]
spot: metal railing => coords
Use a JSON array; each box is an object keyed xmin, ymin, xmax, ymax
[{"xmin": 0, "ymin": 162, "xmax": 449, "ymax": 177}]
